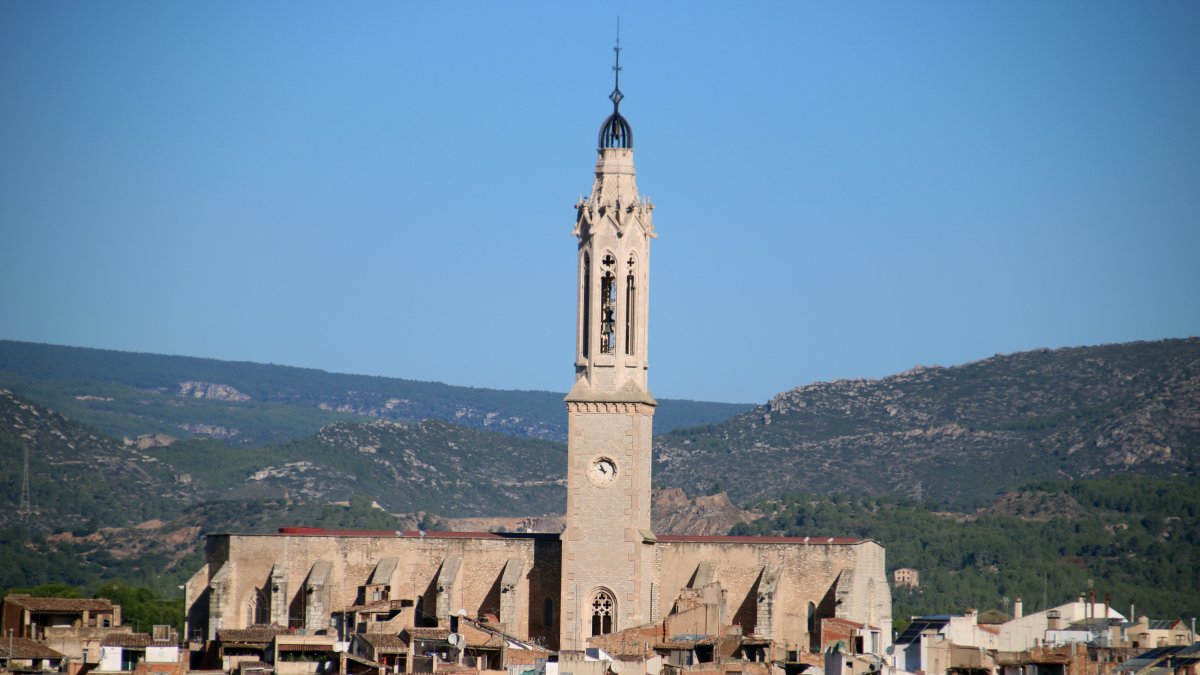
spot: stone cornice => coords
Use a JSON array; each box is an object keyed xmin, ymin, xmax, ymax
[{"xmin": 564, "ymin": 400, "xmax": 656, "ymax": 414}]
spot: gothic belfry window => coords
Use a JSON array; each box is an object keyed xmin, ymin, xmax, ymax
[
  {"xmin": 591, "ymin": 589, "xmax": 615, "ymax": 636},
  {"xmin": 624, "ymin": 254, "xmax": 636, "ymax": 356},
  {"xmin": 600, "ymin": 254, "xmax": 617, "ymax": 354},
  {"xmin": 582, "ymin": 253, "xmax": 591, "ymax": 357}
]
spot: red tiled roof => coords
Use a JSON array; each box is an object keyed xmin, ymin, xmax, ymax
[
  {"xmin": 823, "ymin": 618, "xmax": 866, "ymax": 629},
  {"xmin": 340, "ymin": 599, "xmax": 409, "ymax": 613},
  {"xmin": 654, "ymin": 636, "xmax": 718, "ymax": 650},
  {"xmin": 0, "ymin": 637, "xmax": 66, "ymax": 659},
  {"xmin": 468, "ymin": 635, "xmax": 506, "ymax": 649},
  {"xmin": 358, "ymin": 633, "xmax": 407, "ymax": 653},
  {"xmin": 404, "ymin": 627, "xmax": 451, "ymax": 641},
  {"xmin": 275, "ymin": 641, "xmax": 336, "ymax": 653},
  {"xmin": 4, "ymin": 595, "xmax": 115, "ymax": 612},
  {"xmin": 271, "ymin": 527, "xmax": 556, "ymax": 541},
  {"xmin": 103, "ymin": 633, "xmax": 153, "ymax": 648},
  {"xmin": 218, "ymin": 626, "xmax": 290, "ymax": 644},
  {"xmin": 656, "ymin": 534, "xmax": 865, "ymax": 545}
]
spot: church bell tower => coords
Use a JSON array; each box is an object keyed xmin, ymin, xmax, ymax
[{"xmin": 559, "ymin": 38, "xmax": 658, "ymax": 651}]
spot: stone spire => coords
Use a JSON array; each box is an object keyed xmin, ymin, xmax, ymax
[{"xmin": 568, "ymin": 56, "xmax": 656, "ymax": 401}]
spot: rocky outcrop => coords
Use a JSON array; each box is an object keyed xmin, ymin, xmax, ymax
[
  {"xmin": 123, "ymin": 433, "xmax": 177, "ymax": 449},
  {"xmin": 651, "ymin": 488, "xmax": 758, "ymax": 535},
  {"xmin": 178, "ymin": 381, "xmax": 250, "ymax": 401}
]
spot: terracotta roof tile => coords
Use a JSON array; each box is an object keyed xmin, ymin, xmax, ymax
[
  {"xmin": 272, "ymin": 527, "xmax": 556, "ymax": 542},
  {"xmin": 103, "ymin": 633, "xmax": 152, "ymax": 648},
  {"xmin": 404, "ymin": 627, "xmax": 450, "ymax": 641},
  {"xmin": 218, "ymin": 626, "xmax": 290, "ymax": 644},
  {"xmin": 340, "ymin": 599, "xmax": 409, "ymax": 613},
  {"xmin": 358, "ymin": 633, "xmax": 407, "ymax": 653},
  {"xmin": 4, "ymin": 595, "xmax": 115, "ymax": 612},
  {"xmin": 0, "ymin": 637, "xmax": 66, "ymax": 659},
  {"xmin": 654, "ymin": 635, "xmax": 718, "ymax": 650}
]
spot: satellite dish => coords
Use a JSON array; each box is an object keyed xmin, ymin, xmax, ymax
[
  {"xmin": 609, "ymin": 661, "xmax": 623, "ymax": 674},
  {"xmin": 885, "ymin": 646, "xmax": 895, "ymax": 656},
  {"xmin": 448, "ymin": 633, "xmax": 463, "ymax": 647},
  {"xmin": 458, "ymin": 608, "xmax": 468, "ymax": 617}
]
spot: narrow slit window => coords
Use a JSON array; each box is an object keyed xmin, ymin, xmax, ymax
[
  {"xmin": 624, "ymin": 257, "xmax": 636, "ymax": 356},
  {"xmin": 582, "ymin": 254, "xmax": 591, "ymax": 358}
]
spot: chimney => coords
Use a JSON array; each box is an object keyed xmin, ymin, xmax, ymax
[
  {"xmin": 1014, "ymin": 598, "xmax": 1023, "ymax": 619},
  {"xmin": 1048, "ymin": 610, "xmax": 1063, "ymax": 631}
]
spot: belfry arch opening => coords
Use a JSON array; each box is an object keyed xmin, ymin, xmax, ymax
[{"xmin": 600, "ymin": 253, "xmax": 617, "ymax": 354}]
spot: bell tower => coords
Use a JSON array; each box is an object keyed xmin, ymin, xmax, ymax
[{"xmin": 559, "ymin": 36, "xmax": 658, "ymax": 651}]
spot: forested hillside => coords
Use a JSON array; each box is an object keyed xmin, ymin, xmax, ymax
[
  {"xmin": 656, "ymin": 338, "xmax": 1199, "ymax": 505},
  {"xmin": 732, "ymin": 477, "xmax": 1200, "ymax": 623},
  {"xmin": 0, "ymin": 340, "xmax": 753, "ymax": 445}
]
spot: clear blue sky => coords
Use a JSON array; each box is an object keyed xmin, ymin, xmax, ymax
[{"xmin": 2, "ymin": 2, "xmax": 1197, "ymax": 404}]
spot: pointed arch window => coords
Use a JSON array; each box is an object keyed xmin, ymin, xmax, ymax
[
  {"xmin": 624, "ymin": 254, "xmax": 636, "ymax": 356},
  {"xmin": 591, "ymin": 589, "xmax": 615, "ymax": 636},
  {"xmin": 248, "ymin": 587, "xmax": 267, "ymax": 626}
]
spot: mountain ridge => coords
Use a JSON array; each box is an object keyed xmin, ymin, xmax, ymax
[
  {"xmin": 0, "ymin": 339, "xmax": 753, "ymax": 446},
  {"xmin": 655, "ymin": 337, "xmax": 1199, "ymax": 505}
]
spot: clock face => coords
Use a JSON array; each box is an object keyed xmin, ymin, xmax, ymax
[{"xmin": 587, "ymin": 457, "xmax": 618, "ymax": 487}]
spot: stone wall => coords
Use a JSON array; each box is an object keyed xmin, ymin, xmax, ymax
[
  {"xmin": 185, "ymin": 532, "xmax": 560, "ymax": 648},
  {"xmin": 560, "ymin": 404, "xmax": 655, "ymax": 651},
  {"xmin": 656, "ymin": 538, "xmax": 892, "ymax": 652}
]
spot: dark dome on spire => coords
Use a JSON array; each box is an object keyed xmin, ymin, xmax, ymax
[{"xmin": 599, "ymin": 111, "xmax": 633, "ymax": 149}]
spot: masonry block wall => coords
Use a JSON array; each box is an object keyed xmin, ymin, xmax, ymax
[
  {"xmin": 559, "ymin": 403, "xmax": 655, "ymax": 651},
  {"xmin": 656, "ymin": 539, "xmax": 892, "ymax": 653},
  {"xmin": 185, "ymin": 532, "xmax": 559, "ymax": 647}
]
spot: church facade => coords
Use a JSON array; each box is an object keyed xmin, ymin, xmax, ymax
[{"xmin": 184, "ymin": 50, "xmax": 892, "ymax": 667}]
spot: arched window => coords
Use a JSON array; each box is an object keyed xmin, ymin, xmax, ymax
[
  {"xmin": 624, "ymin": 254, "xmax": 636, "ymax": 356},
  {"xmin": 543, "ymin": 598, "xmax": 555, "ymax": 628},
  {"xmin": 248, "ymin": 588, "xmax": 267, "ymax": 625},
  {"xmin": 591, "ymin": 589, "xmax": 615, "ymax": 636},
  {"xmin": 581, "ymin": 253, "xmax": 591, "ymax": 358}
]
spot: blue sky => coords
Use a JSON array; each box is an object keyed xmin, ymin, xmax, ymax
[{"xmin": 2, "ymin": 2, "xmax": 1197, "ymax": 404}]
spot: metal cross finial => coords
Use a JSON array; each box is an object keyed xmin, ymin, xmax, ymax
[{"xmin": 609, "ymin": 18, "xmax": 624, "ymax": 110}]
